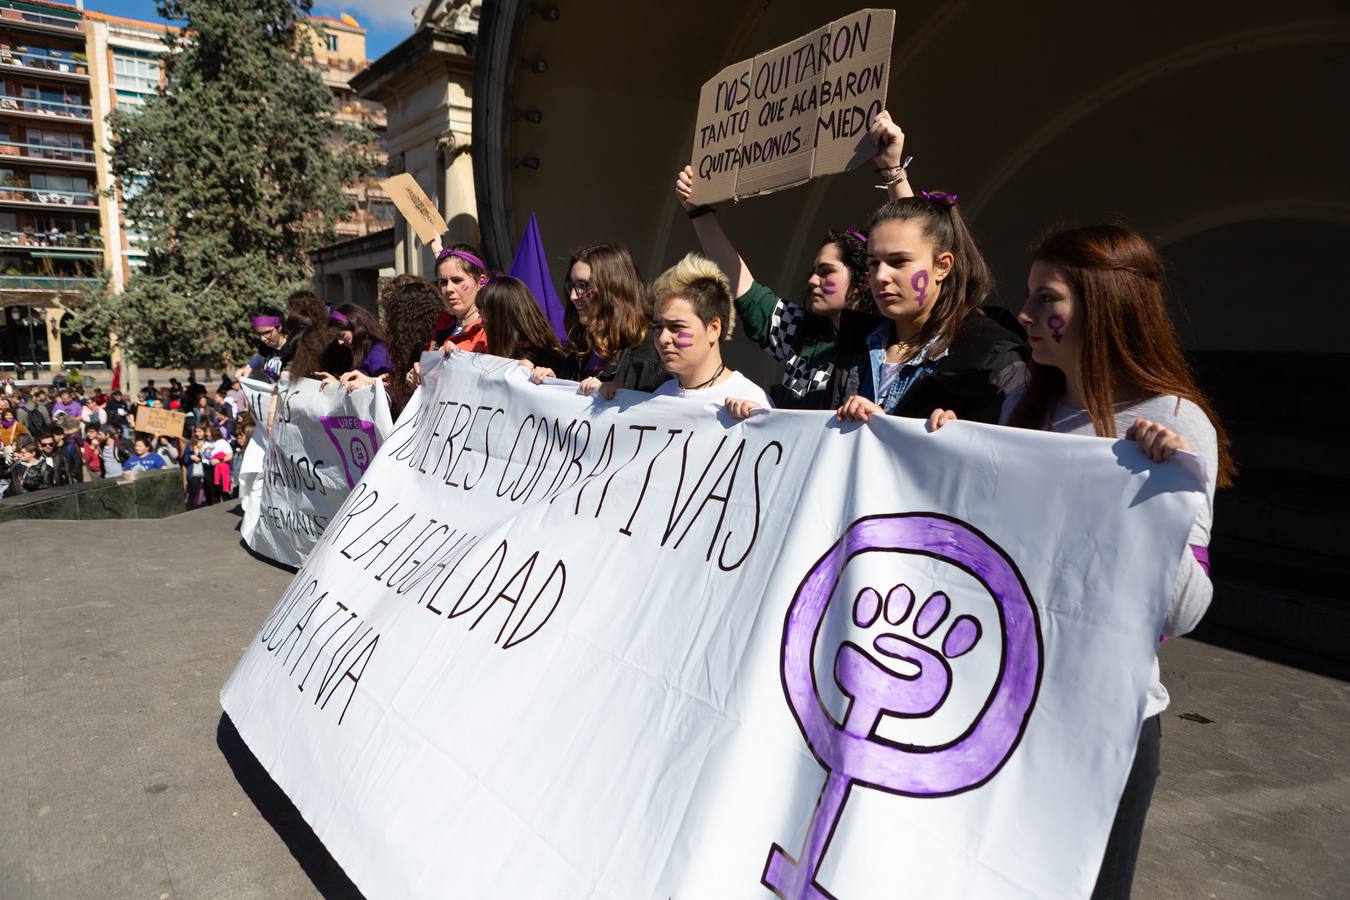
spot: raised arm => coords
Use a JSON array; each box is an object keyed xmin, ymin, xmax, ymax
[
  {"xmin": 675, "ymin": 166, "xmax": 754, "ymax": 297},
  {"xmin": 869, "ymin": 111, "xmax": 914, "ymax": 201}
]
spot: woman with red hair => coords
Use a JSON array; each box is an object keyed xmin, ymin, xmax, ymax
[{"xmin": 930, "ymin": 223, "xmax": 1234, "ymax": 897}]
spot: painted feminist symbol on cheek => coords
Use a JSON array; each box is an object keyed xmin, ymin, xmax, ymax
[
  {"xmin": 762, "ymin": 513, "xmax": 1043, "ymax": 899},
  {"xmin": 820, "ymin": 280, "xmax": 838, "ymax": 296},
  {"xmin": 911, "ymin": 269, "xmax": 930, "ymax": 307},
  {"xmin": 1047, "ymin": 314, "xmax": 1066, "ymax": 343},
  {"xmin": 674, "ymin": 331, "xmax": 695, "ymax": 349}
]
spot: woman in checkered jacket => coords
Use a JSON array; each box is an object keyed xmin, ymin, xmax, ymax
[{"xmin": 674, "ymin": 111, "xmax": 915, "ymax": 409}]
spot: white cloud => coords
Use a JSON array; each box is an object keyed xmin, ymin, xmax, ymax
[{"xmin": 314, "ymin": 1, "xmax": 422, "ymax": 31}]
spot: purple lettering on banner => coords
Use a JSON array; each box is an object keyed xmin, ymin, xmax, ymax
[
  {"xmin": 761, "ymin": 513, "xmax": 1043, "ymax": 899},
  {"xmin": 910, "ymin": 269, "xmax": 930, "ymax": 307},
  {"xmin": 675, "ymin": 331, "xmax": 696, "ymax": 349},
  {"xmin": 320, "ymin": 415, "xmax": 381, "ymax": 488},
  {"xmin": 1048, "ymin": 314, "xmax": 1066, "ymax": 343}
]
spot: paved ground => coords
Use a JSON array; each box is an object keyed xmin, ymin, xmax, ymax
[{"xmin": 1, "ymin": 503, "xmax": 1346, "ymax": 899}]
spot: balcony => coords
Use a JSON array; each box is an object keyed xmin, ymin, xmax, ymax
[
  {"xmin": 0, "ymin": 228, "xmax": 101, "ymax": 253},
  {"xmin": 0, "ymin": 9, "xmax": 84, "ymax": 38},
  {"xmin": 0, "ymin": 184, "xmax": 98, "ymax": 209},
  {"xmin": 0, "ymin": 274, "xmax": 98, "ymax": 291},
  {"xmin": 0, "ymin": 137, "xmax": 94, "ymax": 168},
  {"xmin": 0, "ymin": 47, "xmax": 89, "ymax": 82},
  {"xmin": 0, "ymin": 94, "xmax": 92, "ymax": 123}
]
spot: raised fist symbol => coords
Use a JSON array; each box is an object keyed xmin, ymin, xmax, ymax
[{"xmin": 763, "ymin": 514, "xmax": 1042, "ymax": 900}]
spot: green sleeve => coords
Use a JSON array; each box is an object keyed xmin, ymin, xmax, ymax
[{"xmin": 733, "ymin": 281, "xmax": 782, "ymax": 350}]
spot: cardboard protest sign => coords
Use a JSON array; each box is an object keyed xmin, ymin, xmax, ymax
[
  {"xmin": 222, "ymin": 353, "xmax": 1208, "ymax": 898},
  {"xmin": 239, "ymin": 375, "xmax": 393, "ymax": 567},
  {"xmin": 690, "ymin": 8, "xmax": 895, "ymax": 204},
  {"xmin": 380, "ymin": 172, "xmax": 448, "ymax": 244},
  {"xmin": 134, "ymin": 406, "xmax": 187, "ymax": 437}
]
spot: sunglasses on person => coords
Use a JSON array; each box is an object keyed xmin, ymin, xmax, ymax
[{"xmin": 38, "ymin": 440, "xmax": 53, "ymax": 449}]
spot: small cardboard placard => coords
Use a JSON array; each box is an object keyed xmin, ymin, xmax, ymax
[
  {"xmin": 380, "ymin": 173, "xmax": 448, "ymax": 244},
  {"xmin": 135, "ymin": 406, "xmax": 187, "ymax": 437},
  {"xmin": 689, "ymin": 8, "xmax": 894, "ymax": 205}
]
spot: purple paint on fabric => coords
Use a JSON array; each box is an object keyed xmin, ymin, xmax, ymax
[
  {"xmin": 674, "ymin": 331, "xmax": 695, "ymax": 349},
  {"xmin": 1189, "ymin": 544, "xmax": 1210, "ymax": 576},
  {"xmin": 507, "ymin": 213, "xmax": 569, "ymax": 342},
  {"xmin": 320, "ymin": 415, "xmax": 380, "ymax": 488},
  {"xmin": 884, "ymin": 583, "xmax": 913, "ymax": 625},
  {"xmin": 853, "ymin": 588, "xmax": 881, "ymax": 628},
  {"xmin": 911, "ymin": 269, "xmax": 930, "ymax": 307},
  {"xmin": 1048, "ymin": 314, "xmax": 1066, "ymax": 343},
  {"xmin": 762, "ymin": 513, "xmax": 1043, "ymax": 899}
]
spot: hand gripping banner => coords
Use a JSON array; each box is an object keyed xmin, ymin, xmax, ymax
[{"xmin": 222, "ymin": 352, "xmax": 1204, "ymax": 899}]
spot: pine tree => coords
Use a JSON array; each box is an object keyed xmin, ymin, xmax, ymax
[{"xmin": 70, "ymin": 0, "xmax": 374, "ymax": 369}]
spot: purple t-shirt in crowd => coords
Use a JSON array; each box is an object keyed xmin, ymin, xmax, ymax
[
  {"xmin": 359, "ymin": 341, "xmax": 393, "ymax": 377},
  {"xmin": 51, "ymin": 400, "xmax": 82, "ymax": 420}
]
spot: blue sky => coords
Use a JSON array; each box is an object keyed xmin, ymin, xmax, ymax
[{"xmin": 78, "ymin": 1, "xmax": 419, "ymax": 61}]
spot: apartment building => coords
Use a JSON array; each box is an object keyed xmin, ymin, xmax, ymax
[
  {"xmin": 0, "ymin": 0, "xmax": 100, "ymax": 372},
  {"xmin": 0, "ymin": 0, "xmax": 388, "ymax": 375}
]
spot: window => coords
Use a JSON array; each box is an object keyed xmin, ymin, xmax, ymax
[
  {"xmin": 113, "ymin": 55, "xmax": 161, "ymax": 94},
  {"xmin": 369, "ymin": 200, "xmax": 394, "ymax": 223},
  {"xmin": 325, "ymin": 33, "xmax": 338, "ymax": 52}
]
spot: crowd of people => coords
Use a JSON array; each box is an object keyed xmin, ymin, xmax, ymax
[
  {"xmin": 0, "ymin": 109, "xmax": 1228, "ymax": 897},
  {"xmin": 0, "ymin": 373, "xmax": 253, "ymax": 509},
  {"xmin": 226, "ymin": 110, "xmax": 1229, "ymax": 898}
]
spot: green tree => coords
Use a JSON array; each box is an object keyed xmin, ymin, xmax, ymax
[{"xmin": 70, "ymin": 0, "xmax": 374, "ymax": 369}]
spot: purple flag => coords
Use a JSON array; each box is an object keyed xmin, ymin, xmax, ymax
[{"xmin": 508, "ymin": 213, "xmax": 568, "ymax": 342}]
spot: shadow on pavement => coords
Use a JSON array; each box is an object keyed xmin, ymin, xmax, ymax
[
  {"xmin": 1191, "ymin": 621, "xmax": 1350, "ymax": 683},
  {"xmin": 217, "ymin": 713, "xmax": 365, "ymax": 899}
]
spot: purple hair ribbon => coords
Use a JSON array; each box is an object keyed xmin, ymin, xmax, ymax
[
  {"xmin": 920, "ymin": 190, "xmax": 959, "ymax": 208},
  {"xmin": 329, "ymin": 309, "xmax": 350, "ymax": 326},
  {"xmin": 250, "ymin": 316, "xmax": 282, "ymax": 329},
  {"xmin": 436, "ymin": 247, "xmax": 488, "ymax": 271},
  {"xmin": 846, "ymin": 228, "xmax": 867, "ymax": 244}
]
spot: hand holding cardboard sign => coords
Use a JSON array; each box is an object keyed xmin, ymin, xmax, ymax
[{"xmin": 380, "ymin": 173, "xmax": 448, "ymax": 245}]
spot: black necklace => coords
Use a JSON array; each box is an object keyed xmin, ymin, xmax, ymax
[{"xmin": 687, "ymin": 364, "xmax": 726, "ymax": 391}]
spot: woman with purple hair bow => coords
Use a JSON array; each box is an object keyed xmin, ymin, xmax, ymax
[{"xmin": 674, "ymin": 110, "xmax": 914, "ymax": 409}]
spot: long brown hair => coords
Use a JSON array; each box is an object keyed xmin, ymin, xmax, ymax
[
  {"xmin": 565, "ymin": 243, "xmax": 649, "ymax": 361},
  {"xmin": 380, "ymin": 276, "xmax": 442, "ymax": 417},
  {"xmin": 1008, "ymin": 224, "xmax": 1235, "ymax": 486},
  {"xmin": 335, "ymin": 303, "xmax": 387, "ymax": 370},
  {"xmin": 478, "ymin": 276, "xmax": 564, "ymax": 359},
  {"xmin": 867, "ymin": 195, "xmax": 993, "ymax": 355}
]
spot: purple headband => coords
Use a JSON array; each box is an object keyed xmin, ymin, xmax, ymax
[
  {"xmin": 328, "ymin": 308, "xmax": 350, "ymax": 326},
  {"xmin": 846, "ymin": 228, "xmax": 867, "ymax": 244},
  {"xmin": 251, "ymin": 315, "xmax": 282, "ymax": 329},
  {"xmin": 920, "ymin": 190, "xmax": 959, "ymax": 208},
  {"xmin": 435, "ymin": 247, "xmax": 487, "ymax": 271}
]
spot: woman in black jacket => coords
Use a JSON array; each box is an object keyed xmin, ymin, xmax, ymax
[
  {"xmin": 832, "ymin": 193, "xmax": 1027, "ymax": 424},
  {"xmin": 531, "ymin": 243, "xmax": 667, "ymax": 394}
]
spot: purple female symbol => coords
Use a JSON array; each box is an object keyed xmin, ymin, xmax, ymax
[
  {"xmin": 1047, "ymin": 314, "xmax": 1066, "ymax": 343},
  {"xmin": 762, "ymin": 513, "xmax": 1042, "ymax": 899}
]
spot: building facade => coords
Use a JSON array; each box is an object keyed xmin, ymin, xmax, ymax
[
  {"xmin": 0, "ymin": 0, "xmax": 390, "ymax": 376},
  {"xmin": 0, "ymin": 0, "xmax": 100, "ymax": 374}
]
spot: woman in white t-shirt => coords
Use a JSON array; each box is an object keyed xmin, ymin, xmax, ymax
[{"xmin": 598, "ymin": 252, "xmax": 770, "ymax": 412}]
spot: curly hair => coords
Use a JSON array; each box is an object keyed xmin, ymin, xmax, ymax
[
  {"xmin": 817, "ymin": 228, "xmax": 873, "ymax": 311},
  {"xmin": 565, "ymin": 243, "xmax": 649, "ymax": 361},
  {"xmin": 380, "ymin": 276, "xmax": 443, "ymax": 417}
]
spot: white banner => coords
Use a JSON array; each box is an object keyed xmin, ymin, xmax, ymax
[
  {"xmin": 239, "ymin": 375, "xmax": 393, "ymax": 568},
  {"xmin": 221, "ymin": 352, "xmax": 1205, "ymax": 899}
]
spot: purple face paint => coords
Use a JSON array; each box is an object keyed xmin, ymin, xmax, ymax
[
  {"xmin": 1048, "ymin": 314, "xmax": 1066, "ymax": 343},
  {"xmin": 911, "ymin": 269, "xmax": 930, "ymax": 307},
  {"xmin": 674, "ymin": 331, "xmax": 695, "ymax": 349},
  {"xmin": 762, "ymin": 513, "xmax": 1043, "ymax": 899},
  {"xmin": 820, "ymin": 279, "xmax": 839, "ymax": 296}
]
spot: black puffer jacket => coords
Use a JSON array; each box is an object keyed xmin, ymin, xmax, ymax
[{"xmin": 828, "ymin": 308, "xmax": 1028, "ymax": 423}]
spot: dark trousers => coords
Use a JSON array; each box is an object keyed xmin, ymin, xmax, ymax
[
  {"xmin": 186, "ymin": 475, "xmax": 204, "ymax": 509},
  {"xmin": 203, "ymin": 466, "xmax": 221, "ymax": 505},
  {"xmin": 1092, "ymin": 714, "xmax": 1162, "ymax": 899}
]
